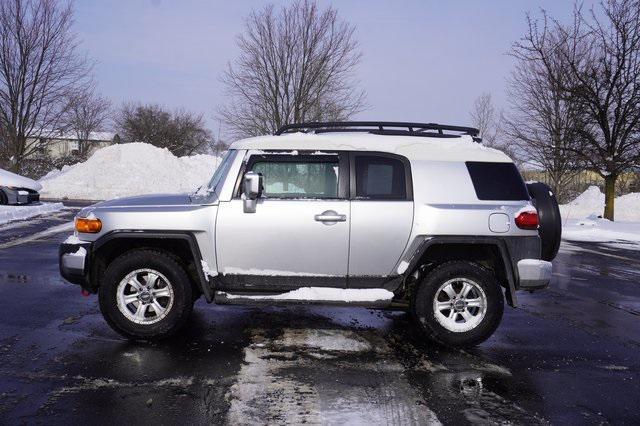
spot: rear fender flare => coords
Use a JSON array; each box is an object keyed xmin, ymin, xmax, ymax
[{"xmin": 400, "ymin": 236, "xmax": 518, "ymax": 307}]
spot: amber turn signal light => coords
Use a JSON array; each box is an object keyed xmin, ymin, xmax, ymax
[{"xmin": 75, "ymin": 217, "xmax": 102, "ymax": 233}]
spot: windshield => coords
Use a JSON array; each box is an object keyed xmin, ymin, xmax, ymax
[{"xmin": 207, "ymin": 149, "xmax": 238, "ymax": 196}]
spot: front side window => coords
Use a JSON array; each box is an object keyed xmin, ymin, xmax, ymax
[
  {"xmin": 355, "ymin": 155, "xmax": 407, "ymax": 200},
  {"xmin": 250, "ymin": 157, "xmax": 339, "ymax": 199}
]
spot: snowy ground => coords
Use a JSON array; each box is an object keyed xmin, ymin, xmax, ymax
[
  {"xmin": 563, "ymin": 217, "xmax": 640, "ymax": 250},
  {"xmin": 39, "ymin": 143, "xmax": 221, "ymax": 200},
  {"xmin": 560, "ymin": 186, "xmax": 640, "ymax": 248},
  {"xmin": 0, "ymin": 202, "xmax": 64, "ymax": 226}
]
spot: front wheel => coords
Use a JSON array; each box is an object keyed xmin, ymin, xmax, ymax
[
  {"xmin": 412, "ymin": 261, "xmax": 504, "ymax": 348},
  {"xmin": 99, "ymin": 249, "xmax": 193, "ymax": 340}
]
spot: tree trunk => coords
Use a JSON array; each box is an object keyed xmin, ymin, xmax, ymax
[{"xmin": 603, "ymin": 174, "xmax": 617, "ymax": 221}]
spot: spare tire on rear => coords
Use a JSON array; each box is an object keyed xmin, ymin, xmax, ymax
[{"xmin": 526, "ymin": 182, "xmax": 562, "ymax": 261}]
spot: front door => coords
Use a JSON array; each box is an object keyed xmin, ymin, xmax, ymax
[{"xmin": 216, "ymin": 152, "xmax": 350, "ymax": 291}]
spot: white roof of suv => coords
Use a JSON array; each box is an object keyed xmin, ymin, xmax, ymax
[{"xmin": 230, "ymin": 132, "xmax": 512, "ymax": 163}]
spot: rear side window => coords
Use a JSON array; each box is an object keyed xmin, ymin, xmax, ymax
[
  {"xmin": 466, "ymin": 162, "xmax": 529, "ymax": 201},
  {"xmin": 355, "ymin": 156, "xmax": 407, "ymax": 200}
]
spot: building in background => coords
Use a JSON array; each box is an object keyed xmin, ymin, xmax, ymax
[{"xmin": 33, "ymin": 131, "xmax": 120, "ymax": 160}]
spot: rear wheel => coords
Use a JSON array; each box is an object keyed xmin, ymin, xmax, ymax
[
  {"xmin": 99, "ymin": 249, "xmax": 193, "ymax": 340},
  {"xmin": 412, "ymin": 261, "xmax": 504, "ymax": 348}
]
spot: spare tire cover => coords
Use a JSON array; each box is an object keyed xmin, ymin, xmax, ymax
[{"xmin": 526, "ymin": 182, "xmax": 562, "ymax": 261}]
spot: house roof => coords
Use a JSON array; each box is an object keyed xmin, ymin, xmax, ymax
[{"xmin": 52, "ymin": 131, "xmax": 116, "ymax": 141}]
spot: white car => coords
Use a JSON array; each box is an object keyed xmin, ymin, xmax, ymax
[{"xmin": 0, "ymin": 168, "xmax": 42, "ymax": 205}]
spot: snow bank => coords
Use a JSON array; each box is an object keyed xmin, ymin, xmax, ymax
[
  {"xmin": 560, "ymin": 186, "xmax": 640, "ymax": 221},
  {"xmin": 563, "ymin": 216, "xmax": 640, "ymax": 247},
  {"xmin": 38, "ymin": 143, "xmax": 221, "ymax": 200},
  {"xmin": 560, "ymin": 187, "xmax": 640, "ymax": 246},
  {"xmin": 0, "ymin": 202, "xmax": 64, "ymax": 225}
]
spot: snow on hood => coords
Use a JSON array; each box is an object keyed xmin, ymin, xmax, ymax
[{"xmin": 0, "ymin": 168, "xmax": 42, "ymax": 191}]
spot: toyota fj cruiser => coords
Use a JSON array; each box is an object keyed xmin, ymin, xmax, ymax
[{"xmin": 59, "ymin": 122, "xmax": 560, "ymax": 347}]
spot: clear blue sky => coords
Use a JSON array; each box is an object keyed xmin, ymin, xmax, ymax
[{"xmin": 73, "ymin": 0, "xmax": 584, "ymax": 138}]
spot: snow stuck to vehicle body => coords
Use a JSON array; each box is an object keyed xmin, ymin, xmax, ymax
[
  {"xmin": 220, "ymin": 287, "xmax": 394, "ymax": 303},
  {"xmin": 0, "ymin": 202, "xmax": 64, "ymax": 225},
  {"xmin": 38, "ymin": 143, "xmax": 221, "ymax": 200}
]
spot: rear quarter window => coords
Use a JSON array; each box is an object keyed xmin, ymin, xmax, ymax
[{"xmin": 465, "ymin": 162, "xmax": 529, "ymax": 201}]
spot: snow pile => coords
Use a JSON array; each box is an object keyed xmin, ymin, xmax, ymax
[
  {"xmin": 0, "ymin": 202, "xmax": 64, "ymax": 225},
  {"xmin": 560, "ymin": 186, "xmax": 640, "ymax": 221},
  {"xmin": 39, "ymin": 143, "xmax": 221, "ymax": 200}
]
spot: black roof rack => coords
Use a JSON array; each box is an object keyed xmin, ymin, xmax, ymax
[{"xmin": 274, "ymin": 121, "xmax": 480, "ymax": 140}]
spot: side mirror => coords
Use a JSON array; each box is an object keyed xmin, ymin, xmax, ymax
[{"xmin": 242, "ymin": 171, "xmax": 263, "ymax": 213}]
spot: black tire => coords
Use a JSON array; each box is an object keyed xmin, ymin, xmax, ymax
[
  {"xmin": 526, "ymin": 182, "xmax": 562, "ymax": 261},
  {"xmin": 411, "ymin": 261, "xmax": 504, "ymax": 348},
  {"xmin": 99, "ymin": 249, "xmax": 193, "ymax": 340},
  {"xmin": 0, "ymin": 189, "xmax": 7, "ymax": 205}
]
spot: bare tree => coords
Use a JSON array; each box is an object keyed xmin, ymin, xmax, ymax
[
  {"xmin": 116, "ymin": 103, "xmax": 212, "ymax": 157},
  {"xmin": 469, "ymin": 93, "xmax": 521, "ymax": 162},
  {"xmin": 470, "ymin": 93, "xmax": 501, "ymax": 147},
  {"xmin": 506, "ymin": 17, "xmax": 584, "ymax": 202},
  {"xmin": 562, "ymin": 0, "xmax": 640, "ymax": 220},
  {"xmin": 219, "ymin": 0, "xmax": 366, "ymax": 139},
  {"xmin": 519, "ymin": 1, "xmax": 640, "ymax": 220},
  {"xmin": 65, "ymin": 88, "xmax": 111, "ymax": 159},
  {"xmin": 0, "ymin": 0, "xmax": 91, "ymax": 172}
]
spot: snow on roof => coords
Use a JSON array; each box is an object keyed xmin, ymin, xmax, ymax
[
  {"xmin": 53, "ymin": 131, "xmax": 116, "ymax": 141},
  {"xmin": 29, "ymin": 129, "xmax": 116, "ymax": 142},
  {"xmin": 230, "ymin": 132, "xmax": 512, "ymax": 162}
]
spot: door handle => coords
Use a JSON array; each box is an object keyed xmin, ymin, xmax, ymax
[{"xmin": 314, "ymin": 210, "xmax": 346, "ymax": 222}]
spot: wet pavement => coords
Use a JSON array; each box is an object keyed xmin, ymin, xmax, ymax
[{"xmin": 0, "ymin": 209, "xmax": 639, "ymax": 424}]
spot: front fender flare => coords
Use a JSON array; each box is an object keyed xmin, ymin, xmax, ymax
[{"xmin": 92, "ymin": 230, "xmax": 213, "ymax": 302}]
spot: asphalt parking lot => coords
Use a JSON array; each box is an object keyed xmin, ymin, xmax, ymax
[{"xmin": 0, "ymin": 208, "xmax": 638, "ymax": 424}]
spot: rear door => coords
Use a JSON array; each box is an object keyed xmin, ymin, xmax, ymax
[
  {"xmin": 216, "ymin": 151, "xmax": 350, "ymax": 290},
  {"xmin": 347, "ymin": 152, "xmax": 414, "ymax": 287}
]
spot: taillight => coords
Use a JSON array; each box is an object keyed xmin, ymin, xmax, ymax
[{"xmin": 515, "ymin": 211, "xmax": 539, "ymax": 230}]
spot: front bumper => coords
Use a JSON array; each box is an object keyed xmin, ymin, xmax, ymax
[
  {"xmin": 517, "ymin": 259, "xmax": 552, "ymax": 290},
  {"xmin": 59, "ymin": 241, "xmax": 91, "ymax": 286}
]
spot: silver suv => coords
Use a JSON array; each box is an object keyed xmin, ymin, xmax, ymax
[{"xmin": 59, "ymin": 122, "xmax": 560, "ymax": 348}]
